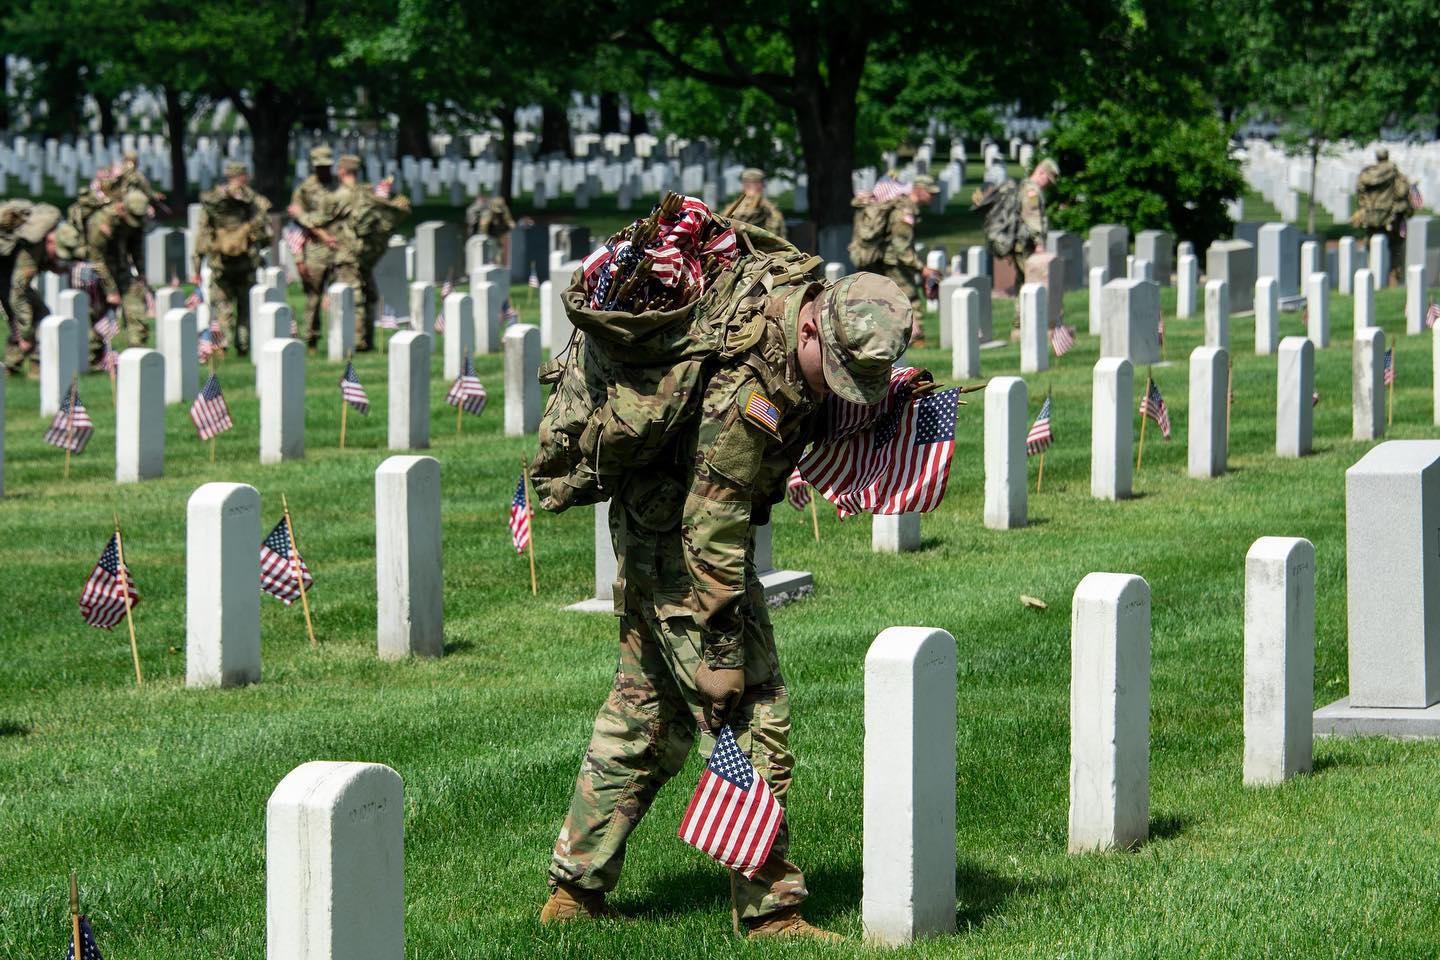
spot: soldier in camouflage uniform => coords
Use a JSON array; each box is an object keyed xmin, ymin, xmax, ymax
[
  {"xmin": 1353, "ymin": 148, "xmax": 1417, "ymax": 284},
  {"xmin": 1017, "ymin": 158, "xmax": 1058, "ymax": 271},
  {"xmin": 542, "ymin": 272, "xmax": 913, "ymax": 942},
  {"xmin": 287, "ymin": 145, "xmax": 339, "ymax": 348},
  {"xmin": 321, "ymin": 157, "xmax": 411, "ymax": 350},
  {"xmin": 866, "ymin": 174, "xmax": 938, "ymax": 348},
  {"xmin": 192, "ymin": 162, "xmax": 272, "ymax": 356},
  {"xmin": 88, "ymin": 189, "xmax": 152, "ymax": 347},
  {"xmin": 1, "ymin": 202, "xmax": 73, "ymax": 375},
  {"xmin": 116, "ymin": 150, "xmax": 165, "ymax": 204},
  {"xmin": 723, "ymin": 168, "xmax": 786, "ymax": 238},
  {"xmin": 466, "ymin": 192, "xmax": 516, "ymax": 265}
]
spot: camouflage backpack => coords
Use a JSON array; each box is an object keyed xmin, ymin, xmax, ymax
[
  {"xmin": 973, "ymin": 179, "xmax": 1023, "ymax": 259},
  {"xmin": 64, "ymin": 190, "xmax": 112, "ymax": 257},
  {"xmin": 531, "ymin": 218, "xmax": 822, "ymax": 513},
  {"xmin": 0, "ymin": 200, "xmax": 39, "ymax": 257},
  {"xmin": 1354, "ymin": 163, "xmax": 1408, "ymax": 231},
  {"xmin": 846, "ymin": 198, "xmax": 896, "ymax": 269}
]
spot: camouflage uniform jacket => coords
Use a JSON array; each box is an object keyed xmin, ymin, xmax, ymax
[
  {"xmin": 883, "ymin": 197, "xmax": 924, "ymax": 272},
  {"xmin": 86, "ymin": 205, "xmax": 139, "ymax": 299},
  {"xmin": 1019, "ymin": 176, "xmax": 1047, "ymax": 252},
  {"xmin": 356, "ymin": 188, "xmax": 411, "ymax": 270},
  {"xmin": 622, "ymin": 282, "xmax": 822, "ymax": 669},
  {"xmin": 478, "ymin": 197, "xmax": 516, "ymax": 237},
  {"xmin": 726, "ymin": 193, "xmax": 787, "ymax": 238},
  {"xmin": 312, "ymin": 184, "xmax": 363, "ymax": 268},
  {"xmin": 290, "ymin": 175, "xmax": 340, "ymax": 233},
  {"xmin": 117, "ymin": 166, "xmax": 160, "ymax": 202},
  {"xmin": 194, "ymin": 184, "xmax": 272, "ymax": 275}
]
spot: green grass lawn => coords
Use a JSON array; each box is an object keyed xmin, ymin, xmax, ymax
[{"xmin": 4, "ymin": 255, "xmax": 1440, "ymax": 959}]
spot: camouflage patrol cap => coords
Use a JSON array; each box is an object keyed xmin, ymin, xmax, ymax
[
  {"xmin": 123, "ymin": 150, "xmax": 138, "ymax": 163},
  {"xmin": 740, "ymin": 168, "xmax": 766, "ymax": 184},
  {"xmin": 310, "ymin": 145, "xmax": 334, "ymax": 166},
  {"xmin": 814, "ymin": 273, "xmax": 912, "ymax": 404},
  {"xmin": 122, "ymin": 190, "xmax": 149, "ymax": 226},
  {"xmin": 912, "ymin": 175, "xmax": 937, "ymax": 192},
  {"xmin": 336, "ymin": 154, "xmax": 361, "ymax": 174},
  {"xmin": 1035, "ymin": 157, "xmax": 1060, "ymax": 179},
  {"xmin": 224, "ymin": 161, "xmax": 247, "ymax": 177},
  {"xmin": 53, "ymin": 222, "xmax": 82, "ymax": 261}
]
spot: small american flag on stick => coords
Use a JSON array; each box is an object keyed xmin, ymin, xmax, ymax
[
  {"xmin": 785, "ymin": 468, "xmax": 811, "ymax": 510},
  {"xmin": 283, "ymin": 223, "xmax": 308, "ymax": 257},
  {"xmin": 260, "ymin": 516, "xmax": 313, "ymax": 605},
  {"xmin": 341, "ymin": 361, "xmax": 370, "ymax": 414},
  {"xmin": 1428, "ymin": 300, "xmax": 1439, "ymax": 330},
  {"xmin": 508, "ymin": 474, "xmax": 532, "ymax": 553},
  {"xmin": 80, "ymin": 532, "xmax": 139, "ymax": 629},
  {"xmin": 1384, "ymin": 348, "xmax": 1395, "ymax": 386},
  {"xmin": 1140, "ymin": 377, "xmax": 1172, "ymax": 439},
  {"xmin": 65, "ymin": 914, "xmax": 105, "ymax": 960},
  {"xmin": 677, "ymin": 725, "xmax": 783, "ymax": 879},
  {"xmin": 45, "ymin": 388, "xmax": 94, "ymax": 454},
  {"xmin": 528, "ymin": 269, "xmax": 540, "ymax": 289},
  {"xmin": 189, "ymin": 372, "xmax": 233, "ymax": 440},
  {"xmin": 501, "ymin": 299, "xmax": 520, "ymax": 325},
  {"xmin": 1049, "ymin": 323, "xmax": 1076, "ymax": 358},
  {"xmin": 446, "ymin": 354, "xmax": 488, "ymax": 415},
  {"xmin": 1026, "ymin": 392, "xmax": 1053, "ymax": 455}
]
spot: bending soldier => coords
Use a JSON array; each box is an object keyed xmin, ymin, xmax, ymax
[
  {"xmin": 723, "ymin": 168, "xmax": 787, "ymax": 238},
  {"xmin": 193, "ymin": 161, "xmax": 273, "ymax": 356}
]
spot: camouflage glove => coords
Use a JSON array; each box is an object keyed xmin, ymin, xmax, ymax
[{"xmin": 695, "ymin": 664, "xmax": 745, "ymax": 731}]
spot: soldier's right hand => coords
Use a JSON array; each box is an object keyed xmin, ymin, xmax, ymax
[
  {"xmin": 695, "ymin": 664, "xmax": 746, "ymax": 731},
  {"xmin": 107, "ymin": 293, "xmax": 121, "ymax": 306}
]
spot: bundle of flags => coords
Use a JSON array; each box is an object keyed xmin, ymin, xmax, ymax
[
  {"xmin": 1384, "ymin": 348, "xmax": 1395, "ymax": 386},
  {"xmin": 509, "ymin": 474, "xmax": 532, "ymax": 553},
  {"xmin": 677, "ymin": 724, "xmax": 783, "ymax": 878},
  {"xmin": 45, "ymin": 389, "xmax": 94, "ymax": 454},
  {"xmin": 189, "ymin": 372, "xmax": 233, "ymax": 440},
  {"xmin": 794, "ymin": 367, "xmax": 959, "ymax": 517},
  {"xmin": 80, "ymin": 533, "xmax": 139, "ymax": 629},
  {"xmin": 1026, "ymin": 392, "xmax": 1053, "ymax": 455},
  {"xmin": 341, "ymin": 361, "xmax": 370, "ymax": 415},
  {"xmin": 446, "ymin": 355, "xmax": 488, "ymax": 415},
  {"xmin": 375, "ymin": 177, "xmax": 394, "ymax": 199},
  {"xmin": 1140, "ymin": 378, "xmax": 1172, "ymax": 439},
  {"xmin": 1049, "ymin": 322, "xmax": 1076, "ymax": 358},
  {"xmin": 580, "ymin": 195, "xmax": 739, "ymax": 309},
  {"xmin": 259, "ymin": 516, "xmax": 313, "ymax": 605}
]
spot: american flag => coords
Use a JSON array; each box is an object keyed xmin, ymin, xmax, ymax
[
  {"xmin": 374, "ymin": 177, "xmax": 393, "ymax": 199},
  {"xmin": 378, "ymin": 306, "xmax": 400, "ymax": 330},
  {"xmin": 795, "ymin": 368, "xmax": 959, "ymax": 517},
  {"xmin": 1140, "ymin": 378, "xmax": 1171, "ymax": 439},
  {"xmin": 1427, "ymin": 300, "xmax": 1439, "ymax": 330},
  {"xmin": 144, "ymin": 286, "xmax": 156, "ymax": 317},
  {"xmin": 508, "ymin": 474, "xmax": 531, "ymax": 553},
  {"xmin": 79, "ymin": 533, "xmax": 139, "ymax": 629},
  {"xmin": 189, "ymin": 372, "xmax": 233, "ymax": 440},
  {"xmin": 1313, "ymin": 390, "xmax": 1321, "ymax": 406},
  {"xmin": 260, "ymin": 516, "xmax": 313, "ymax": 605},
  {"xmin": 93, "ymin": 311, "xmax": 118, "ymax": 343},
  {"xmin": 677, "ymin": 724, "xmax": 783, "ymax": 879},
  {"xmin": 866, "ymin": 178, "xmax": 909, "ymax": 204},
  {"xmin": 1384, "ymin": 348, "xmax": 1395, "ymax": 386},
  {"xmin": 71, "ymin": 261, "xmax": 101, "ymax": 293},
  {"xmin": 1157, "ymin": 315, "xmax": 1165, "ymax": 346},
  {"xmin": 99, "ymin": 345, "xmax": 119, "ymax": 374},
  {"xmin": 446, "ymin": 354, "xmax": 488, "ymax": 415},
  {"xmin": 528, "ymin": 269, "xmax": 540, "ymax": 289},
  {"xmin": 501, "ymin": 299, "xmax": 519, "ymax": 325},
  {"xmin": 65, "ymin": 915, "xmax": 105, "ymax": 960},
  {"xmin": 785, "ymin": 468, "xmax": 811, "ymax": 510},
  {"xmin": 340, "ymin": 360, "xmax": 370, "ymax": 414},
  {"xmin": 45, "ymin": 389, "xmax": 94, "ymax": 453},
  {"xmin": 283, "ymin": 223, "xmax": 308, "ymax": 257},
  {"xmin": 1049, "ymin": 323, "xmax": 1076, "ymax": 357},
  {"xmin": 197, "ymin": 328, "xmax": 218, "ymax": 363},
  {"xmin": 1411, "ymin": 183, "xmax": 1424, "ymax": 209},
  {"xmin": 1026, "ymin": 392, "xmax": 1053, "ymax": 455},
  {"xmin": 435, "ymin": 280, "xmax": 453, "ymax": 333},
  {"xmin": 185, "ymin": 286, "xmax": 203, "ymax": 310}
]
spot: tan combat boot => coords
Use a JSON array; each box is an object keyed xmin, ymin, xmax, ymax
[
  {"xmin": 746, "ymin": 907, "xmax": 844, "ymax": 942},
  {"xmin": 538, "ymin": 882, "xmax": 625, "ymax": 924}
]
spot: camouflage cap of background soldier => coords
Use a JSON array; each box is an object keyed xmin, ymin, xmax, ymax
[
  {"xmin": 741, "ymin": 168, "xmax": 766, "ymax": 184},
  {"xmin": 912, "ymin": 175, "xmax": 937, "ymax": 192},
  {"xmin": 224, "ymin": 160, "xmax": 248, "ymax": 178},
  {"xmin": 310, "ymin": 145, "xmax": 334, "ymax": 167},
  {"xmin": 813, "ymin": 273, "xmax": 912, "ymax": 404},
  {"xmin": 123, "ymin": 150, "xmax": 138, "ymax": 164},
  {"xmin": 1035, "ymin": 157, "xmax": 1060, "ymax": 179},
  {"xmin": 336, "ymin": 154, "xmax": 361, "ymax": 175},
  {"xmin": 121, "ymin": 190, "xmax": 150, "ymax": 227},
  {"xmin": 53, "ymin": 222, "xmax": 83, "ymax": 261}
]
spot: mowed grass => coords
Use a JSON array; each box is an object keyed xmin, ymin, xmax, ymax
[{"xmin": 3, "ymin": 265, "xmax": 1440, "ymax": 960}]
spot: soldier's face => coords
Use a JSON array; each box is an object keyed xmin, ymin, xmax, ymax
[
  {"xmin": 796, "ymin": 302, "xmax": 828, "ymax": 396},
  {"xmin": 44, "ymin": 232, "xmax": 58, "ymax": 259},
  {"xmin": 743, "ymin": 182, "xmax": 763, "ymax": 197}
]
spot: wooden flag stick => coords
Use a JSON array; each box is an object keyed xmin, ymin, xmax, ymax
[
  {"xmin": 1387, "ymin": 359, "xmax": 1394, "ymax": 426},
  {"xmin": 1226, "ymin": 359, "xmax": 1233, "ymax": 446},
  {"xmin": 112, "ymin": 513, "xmax": 142, "ymax": 686},
  {"xmin": 70, "ymin": 870, "xmax": 81, "ymax": 960},
  {"xmin": 522, "ymin": 457, "xmax": 538, "ymax": 596},
  {"xmin": 1136, "ymin": 377, "xmax": 1151, "ymax": 474},
  {"xmin": 207, "ymin": 358, "xmax": 218, "ymax": 463},
  {"xmin": 281, "ymin": 494, "xmax": 318, "ymax": 649},
  {"xmin": 63, "ymin": 376, "xmax": 78, "ymax": 480},
  {"xmin": 340, "ymin": 394, "xmax": 349, "ymax": 449},
  {"xmin": 808, "ymin": 488, "xmax": 820, "ymax": 541},
  {"xmin": 1036, "ymin": 450, "xmax": 1046, "ymax": 494}
]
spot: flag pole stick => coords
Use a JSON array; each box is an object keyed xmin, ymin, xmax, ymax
[
  {"xmin": 63, "ymin": 376, "xmax": 77, "ymax": 480},
  {"xmin": 1037, "ymin": 450, "xmax": 1046, "ymax": 494},
  {"xmin": 282, "ymin": 494, "xmax": 318, "ymax": 649},
  {"xmin": 1388, "ymin": 362, "xmax": 1394, "ymax": 426},
  {"xmin": 208, "ymin": 357, "xmax": 218, "ymax": 463},
  {"xmin": 1136, "ymin": 376, "xmax": 1151, "ymax": 474},
  {"xmin": 1226, "ymin": 358, "xmax": 1233, "ymax": 447},
  {"xmin": 113, "ymin": 513, "xmax": 142, "ymax": 686},
  {"xmin": 456, "ymin": 350, "xmax": 468, "ymax": 435},
  {"xmin": 340, "ymin": 394, "xmax": 349, "ymax": 449},
  {"xmin": 70, "ymin": 870, "xmax": 81, "ymax": 960},
  {"xmin": 808, "ymin": 489, "xmax": 820, "ymax": 541},
  {"xmin": 522, "ymin": 457, "xmax": 537, "ymax": 596}
]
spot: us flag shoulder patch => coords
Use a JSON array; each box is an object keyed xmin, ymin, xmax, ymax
[{"xmin": 743, "ymin": 391, "xmax": 782, "ymax": 436}]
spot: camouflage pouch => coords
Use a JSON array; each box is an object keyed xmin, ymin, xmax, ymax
[
  {"xmin": 846, "ymin": 199, "xmax": 893, "ymax": 269},
  {"xmin": 981, "ymin": 179, "xmax": 1023, "ymax": 259}
]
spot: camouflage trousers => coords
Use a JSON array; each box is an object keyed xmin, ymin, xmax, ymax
[
  {"xmin": 332, "ymin": 263, "xmax": 378, "ymax": 351},
  {"xmin": 3, "ymin": 289, "xmax": 46, "ymax": 375},
  {"xmin": 297, "ymin": 241, "xmax": 334, "ymax": 347},
  {"xmin": 98, "ymin": 252, "xmax": 150, "ymax": 347},
  {"xmin": 549, "ymin": 517, "xmax": 808, "ymax": 923},
  {"xmin": 208, "ymin": 258, "xmax": 256, "ymax": 356},
  {"xmin": 880, "ymin": 265, "xmax": 924, "ymax": 343}
]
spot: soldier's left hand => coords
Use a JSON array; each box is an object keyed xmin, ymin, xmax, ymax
[{"xmin": 695, "ymin": 664, "xmax": 746, "ymax": 731}]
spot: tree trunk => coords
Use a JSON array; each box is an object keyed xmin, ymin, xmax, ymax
[
  {"xmin": 1306, "ymin": 141, "xmax": 1320, "ymax": 236},
  {"xmin": 540, "ymin": 101, "xmax": 572, "ymax": 157},
  {"xmin": 164, "ymin": 86, "xmax": 188, "ymax": 206},
  {"xmin": 396, "ymin": 99, "xmax": 432, "ymax": 159},
  {"xmin": 97, "ymin": 96, "xmax": 117, "ymax": 138},
  {"xmin": 598, "ymin": 91, "xmax": 620, "ymax": 134},
  {"xmin": 235, "ymin": 89, "xmax": 297, "ymax": 206},
  {"xmin": 627, "ymin": 100, "xmax": 649, "ymax": 136},
  {"xmin": 497, "ymin": 106, "xmax": 517, "ymax": 205},
  {"xmin": 791, "ymin": 27, "xmax": 866, "ymax": 235},
  {"xmin": 0, "ymin": 56, "xmax": 8, "ymax": 131}
]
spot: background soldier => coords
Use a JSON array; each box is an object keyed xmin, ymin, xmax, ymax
[
  {"xmin": 1019, "ymin": 158, "xmax": 1059, "ymax": 269},
  {"xmin": 88, "ymin": 189, "xmax": 152, "ymax": 347},
  {"xmin": 116, "ymin": 149, "xmax": 165, "ymax": 205},
  {"xmin": 466, "ymin": 192, "xmax": 516, "ymax": 265},
  {"xmin": 723, "ymin": 168, "xmax": 787, "ymax": 237},
  {"xmin": 879, "ymin": 175, "xmax": 938, "ymax": 347},
  {"xmin": 1353, "ymin": 148, "xmax": 1418, "ymax": 283},
  {"xmin": 542, "ymin": 272, "xmax": 914, "ymax": 943},
  {"xmin": 287, "ymin": 145, "xmax": 339, "ymax": 348},
  {"xmin": 1, "ymin": 201, "xmax": 71, "ymax": 375},
  {"xmin": 193, "ymin": 161, "xmax": 272, "ymax": 356},
  {"xmin": 352, "ymin": 178, "xmax": 411, "ymax": 348}
]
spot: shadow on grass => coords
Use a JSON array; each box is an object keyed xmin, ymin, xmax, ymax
[
  {"xmin": 1148, "ymin": 811, "xmax": 1191, "ymax": 841},
  {"xmin": 0, "ymin": 720, "xmax": 32, "ymax": 737},
  {"xmin": 956, "ymin": 859, "xmax": 1065, "ymax": 930},
  {"xmin": 446, "ymin": 639, "xmax": 477, "ymax": 655}
]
